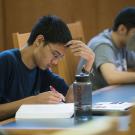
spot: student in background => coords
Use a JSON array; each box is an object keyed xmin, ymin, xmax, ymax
[
  {"xmin": 77, "ymin": 7, "xmax": 135, "ymax": 90},
  {"xmin": 0, "ymin": 15, "xmax": 94, "ymax": 120}
]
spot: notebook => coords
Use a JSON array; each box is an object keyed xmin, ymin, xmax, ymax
[
  {"xmin": 15, "ymin": 103, "xmax": 74, "ymax": 120},
  {"xmin": 15, "ymin": 102, "xmax": 133, "ymax": 120}
]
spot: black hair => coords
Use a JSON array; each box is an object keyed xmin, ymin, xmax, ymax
[
  {"xmin": 27, "ymin": 15, "xmax": 72, "ymax": 45},
  {"xmin": 112, "ymin": 7, "xmax": 135, "ymax": 31}
]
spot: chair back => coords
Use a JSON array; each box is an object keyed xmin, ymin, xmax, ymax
[{"xmin": 12, "ymin": 32, "xmax": 30, "ymax": 48}]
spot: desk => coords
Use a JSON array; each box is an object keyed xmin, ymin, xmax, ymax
[{"xmin": 0, "ymin": 84, "xmax": 135, "ymax": 133}]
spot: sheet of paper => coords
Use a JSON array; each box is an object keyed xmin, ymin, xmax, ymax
[{"xmin": 15, "ymin": 103, "xmax": 74, "ymax": 119}]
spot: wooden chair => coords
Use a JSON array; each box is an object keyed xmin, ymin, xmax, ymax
[
  {"xmin": 12, "ymin": 32, "xmax": 30, "ymax": 49},
  {"xmin": 12, "ymin": 21, "xmax": 85, "ymax": 85}
]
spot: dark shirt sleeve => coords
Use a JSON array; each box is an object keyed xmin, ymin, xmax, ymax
[
  {"xmin": 41, "ymin": 69, "xmax": 69, "ymax": 96},
  {"xmin": 0, "ymin": 53, "xmax": 12, "ymax": 103}
]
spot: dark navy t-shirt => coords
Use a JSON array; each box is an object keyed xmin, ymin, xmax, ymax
[{"xmin": 0, "ymin": 49, "xmax": 68, "ymax": 103}]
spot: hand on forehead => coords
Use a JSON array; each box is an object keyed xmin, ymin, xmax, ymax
[{"xmin": 65, "ymin": 40, "xmax": 84, "ymax": 47}]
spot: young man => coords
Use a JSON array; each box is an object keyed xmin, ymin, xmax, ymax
[
  {"xmin": 0, "ymin": 15, "xmax": 94, "ymax": 120},
  {"xmin": 77, "ymin": 7, "xmax": 135, "ymax": 90}
]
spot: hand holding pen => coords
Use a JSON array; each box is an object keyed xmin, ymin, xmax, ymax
[
  {"xmin": 35, "ymin": 86, "xmax": 65, "ymax": 104},
  {"xmin": 50, "ymin": 86, "xmax": 66, "ymax": 103}
]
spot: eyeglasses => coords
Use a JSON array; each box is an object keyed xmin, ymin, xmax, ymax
[{"xmin": 48, "ymin": 45, "xmax": 64, "ymax": 60}]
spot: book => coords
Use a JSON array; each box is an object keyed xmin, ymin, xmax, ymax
[
  {"xmin": 15, "ymin": 102, "xmax": 133, "ymax": 120},
  {"xmin": 15, "ymin": 103, "xmax": 74, "ymax": 120}
]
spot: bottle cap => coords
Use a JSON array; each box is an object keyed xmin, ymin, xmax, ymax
[{"xmin": 75, "ymin": 73, "xmax": 90, "ymax": 82}]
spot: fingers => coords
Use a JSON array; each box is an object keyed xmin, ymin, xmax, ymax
[
  {"xmin": 70, "ymin": 44, "xmax": 89, "ymax": 54},
  {"xmin": 66, "ymin": 40, "xmax": 83, "ymax": 46},
  {"xmin": 66, "ymin": 40, "xmax": 95, "ymax": 72},
  {"xmin": 68, "ymin": 41, "xmax": 94, "ymax": 60},
  {"xmin": 50, "ymin": 91, "xmax": 65, "ymax": 102},
  {"xmin": 38, "ymin": 91, "xmax": 65, "ymax": 104}
]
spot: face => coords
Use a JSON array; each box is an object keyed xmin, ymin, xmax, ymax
[
  {"xmin": 33, "ymin": 42, "xmax": 66, "ymax": 70},
  {"xmin": 126, "ymin": 28, "xmax": 135, "ymax": 44},
  {"xmin": 117, "ymin": 25, "xmax": 135, "ymax": 45}
]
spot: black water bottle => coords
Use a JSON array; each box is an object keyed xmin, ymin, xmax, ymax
[{"xmin": 73, "ymin": 73, "xmax": 92, "ymax": 124}]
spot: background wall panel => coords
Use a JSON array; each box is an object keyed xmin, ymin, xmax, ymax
[
  {"xmin": 0, "ymin": 0, "xmax": 135, "ymax": 50},
  {"xmin": 97, "ymin": 0, "xmax": 135, "ymax": 32},
  {"xmin": 0, "ymin": 0, "xmax": 4, "ymax": 50}
]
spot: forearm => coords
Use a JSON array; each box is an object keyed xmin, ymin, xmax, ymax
[
  {"xmin": 101, "ymin": 63, "xmax": 135, "ymax": 85},
  {"xmin": 0, "ymin": 96, "xmax": 36, "ymax": 120},
  {"xmin": 83, "ymin": 61, "xmax": 93, "ymax": 73},
  {"xmin": 104, "ymin": 71, "xmax": 135, "ymax": 85}
]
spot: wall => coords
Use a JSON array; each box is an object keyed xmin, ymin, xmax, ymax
[
  {"xmin": 0, "ymin": 0, "xmax": 135, "ymax": 50},
  {"xmin": 0, "ymin": 0, "xmax": 4, "ymax": 50}
]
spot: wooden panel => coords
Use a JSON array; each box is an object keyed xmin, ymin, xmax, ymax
[
  {"xmin": 3, "ymin": 0, "xmax": 98, "ymax": 49},
  {"xmin": 1, "ymin": 0, "xmax": 135, "ymax": 51},
  {"xmin": 3, "ymin": 0, "xmax": 73, "ymax": 49},
  {"xmin": 97, "ymin": 0, "xmax": 135, "ymax": 32},
  {"xmin": 0, "ymin": 0, "xmax": 4, "ymax": 51}
]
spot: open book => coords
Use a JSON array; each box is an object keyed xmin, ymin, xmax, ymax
[{"xmin": 15, "ymin": 102, "xmax": 133, "ymax": 120}]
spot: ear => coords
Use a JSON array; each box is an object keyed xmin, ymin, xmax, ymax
[
  {"xmin": 117, "ymin": 24, "xmax": 128, "ymax": 35},
  {"xmin": 35, "ymin": 35, "xmax": 45, "ymax": 46}
]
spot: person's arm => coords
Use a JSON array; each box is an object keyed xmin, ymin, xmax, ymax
[
  {"xmin": 65, "ymin": 40, "xmax": 95, "ymax": 102},
  {"xmin": 0, "ymin": 95, "xmax": 35, "ymax": 120},
  {"xmin": 0, "ymin": 91, "xmax": 65, "ymax": 120},
  {"xmin": 95, "ymin": 45, "xmax": 135, "ymax": 85},
  {"xmin": 45, "ymin": 70, "xmax": 73, "ymax": 103},
  {"xmin": 100, "ymin": 63, "xmax": 135, "ymax": 85},
  {"xmin": 67, "ymin": 40, "xmax": 95, "ymax": 73},
  {"xmin": 43, "ymin": 69, "xmax": 69, "ymax": 97}
]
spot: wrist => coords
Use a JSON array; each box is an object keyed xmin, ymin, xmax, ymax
[
  {"xmin": 82, "ymin": 65, "xmax": 92, "ymax": 74},
  {"xmin": 83, "ymin": 63, "xmax": 93, "ymax": 73}
]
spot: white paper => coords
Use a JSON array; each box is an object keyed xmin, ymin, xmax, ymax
[
  {"xmin": 15, "ymin": 103, "xmax": 74, "ymax": 120},
  {"xmin": 92, "ymin": 102, "xmax": 133, "ymax": 112}
]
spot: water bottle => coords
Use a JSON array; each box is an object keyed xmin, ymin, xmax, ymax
[{"xmin": 73, "ymin": 73, "xmax": 92, "ymax": 124}]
